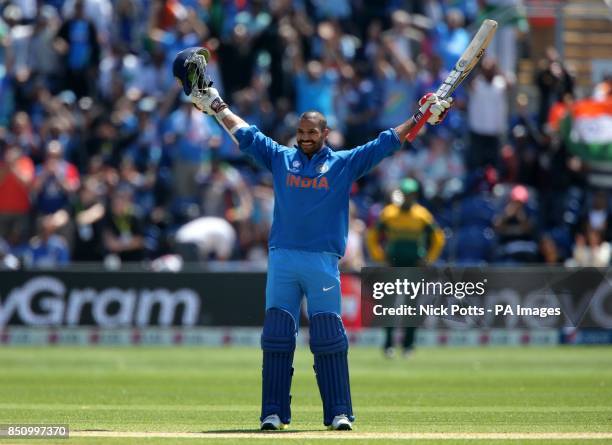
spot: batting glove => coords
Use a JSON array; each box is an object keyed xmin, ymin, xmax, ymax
[
  {"xmin": 191, "ymin": 87, "xmax": 229, "ymax": 117},
  {"xmin": 418, "ymin": 93, "xmax": 453, "ymax": 125}
]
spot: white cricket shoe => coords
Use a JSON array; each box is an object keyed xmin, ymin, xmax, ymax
[
  {"xmin": 260, "ymin": 414, "xmax": 287, "ymax": 431},
  {"xmin": 329, "ymin": 414, "xmax": 353, "ymax": 431}
]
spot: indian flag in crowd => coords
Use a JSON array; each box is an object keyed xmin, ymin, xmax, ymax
[
  {"xmin": 561, "ymin": 98, "xmax": 612, "ymax": 188},
  {"xmin": 562, "ymin": 99, "xmax": 612, "ymax": 161}
]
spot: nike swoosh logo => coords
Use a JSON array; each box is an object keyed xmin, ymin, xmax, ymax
[{"xmin": 323, "ymin": 286, "xmax": 335, "ymax": 292}]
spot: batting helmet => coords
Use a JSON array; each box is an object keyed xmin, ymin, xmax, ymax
[{"xmin": 172, "ymin": 47, "xmax": 211, "ymax": 96}]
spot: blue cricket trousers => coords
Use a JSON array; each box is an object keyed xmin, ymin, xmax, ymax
[{"xmin": 266, "ymin": 248, "xmax": 342, "ymax": 326}]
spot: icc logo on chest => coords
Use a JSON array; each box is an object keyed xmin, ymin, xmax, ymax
[{"xmin": 289, "ymin": 160, "xmax": 302, "ymax": 173}]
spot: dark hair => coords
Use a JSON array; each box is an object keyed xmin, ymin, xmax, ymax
[{"xmin": 299, "ymin": 111, "xmax": 327, "ymax": 131}]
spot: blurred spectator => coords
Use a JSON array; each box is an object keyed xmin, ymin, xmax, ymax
[
  {"xmin": 292, "ymin": 50, "xmax": 339, "ymax": 128},
  {"xmin": 4, "ymin": 4, "xmax": 28, "ymax": 76},
  {"xmin": 0, "ymin": 144, "xmax": 34, "ymax": 245},
  {"xmin": 340, "ymin": 63, "xmax": 379, "ymax": 147},
  {"xmin": 478, "ymin": 0, "xmax": 529, "ymax": 77},
  {"xmin": 71, "ymin": 178, "xmax": 106, "ymax": 261},
  {"xmin": 535, "ymin": 47, "xmax": 574, "ymax": 130},
  {"xmin": 577, "ymin": 190, "xmax": 612, "ymax": 241},
  {"xmin": 244, "ymin": 182, "xmax": 274, "ymax": 258},
  {"xmin": 27, "ymin": 6, "xmax": 62, "ymax": 89},
  {"xmin": 378, "ymin": 147, "xmax": 414, "ymax": 198},
  {"xmin": 509, "ymin": 94, "xmax": 542, "ymax": 187},
  {"xmin": 315, "ymin": 20, "xmax": 358, "ymax": 63},
  {"xmin": 406, "ymin": 130, "xmax": 465, "ymax": 200},
  {"xmin": 102, "ymin": 188, "xmax": 145, "ymax": 262},
  {"xmin": 434, "ymin": 9, "xmax": 469, "ymax": 71},
  {"xmin": 55, "ymin": 0, "xmax": 101, "ymax": 98},
  {"xmin": 6, "ymin": 5, "xmax": 59, "ymax": 92},
  {"xmin": 149, "ymin": 8, "xmax": 208, "ymax": 71},
  {"xmin": 244, "ymin": 1, "xmax": 295, "ymax": 104},
  {"xmin": 566, "ymin": 228, "xmax": 610, "ymax": 267},
  {"xmin": 218, "ymin": 24, "xmax": 256, "ymax": 99},
  {"xmin": 231, "ymin": 87, "xmax": 273, "ymax": 133},
  {"xmin": 175, "ymin": 216, "xmax": 236, "ymax": 261},
  {"xmin": 21, "ymin": 213, "xmax": 70, "ymax": 268},
  {"xmin": 114, "ymin": 0, "xmax": 141, "ymax": 48},
  {"xmin": 301, "ymin": 61, "xmax": 338, "ymax": 127},
  {"xmin": 140, "ymin": 46, "xmax": 177, "ymax": 99},
  {"xmin": 467, "ymin": 57, "xmax": 508, "ymax": 169},
  {"xmin": 62, "ymin": 0, "xmax": 113, "ymax": 43},
  {"xmin": 10, "ymin": 111, "xmax": 40, "ymax": 161},
  {"xmin": 126, "ymin": 97, "xmax": 163, "ymax": 171},
  {"xmin": 199, "ymin": 154, "xmax": 253, "ymax": 252},
  {"xmin": 200, "ymin": 155, "xmax": 253, "ymax": 222},
  {"xmin": 375, "ymin": 34, "xmax": 416, "ymax": 132},
  {"xmin": 118, "ymin": 156, "xmax": 156, "ymax": 212},
  {"xmin": 383, "ymin": 10, "xmax": 421, "ymax": 62},
  {"xmin": 33, "ymin": 140, "xmax": 80, "ymax": 215},
  {"xmin": 165, "ymin": 94, "xmax": 220, "ymax": 199},
  {"xmin": 493, "ymin": 185, "xmax": 538, "ymax": 262}
]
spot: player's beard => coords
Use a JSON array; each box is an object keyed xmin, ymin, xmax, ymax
[{"xmin": 298, "ymin": 139, "xmax": 323, "ymax": 155}]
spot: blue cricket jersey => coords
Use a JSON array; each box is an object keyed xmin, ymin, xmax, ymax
[{"xmin": 235, "ymin": 126, "xmax": 402, "ymax": 257}]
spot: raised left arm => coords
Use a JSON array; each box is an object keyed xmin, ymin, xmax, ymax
[
  {"xmin": 393, "ymin": 116, "xmax": 419, "ymax": 142},
  {"xmin": 345, "ymin": 129, "xmax": 403, "ymax": 180},
  {"xmin": 346, "ymin": 93, "xmax": 453, "ymax": 180}
]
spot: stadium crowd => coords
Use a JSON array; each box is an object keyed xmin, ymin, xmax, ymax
[{"xmin": 0, "ymin": 0, "xmax": 610, "ymax": 269}]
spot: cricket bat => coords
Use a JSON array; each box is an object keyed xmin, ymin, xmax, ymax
[{"xmin": 405, "ymin": 19, "xmax": 498, "ymax": 142}]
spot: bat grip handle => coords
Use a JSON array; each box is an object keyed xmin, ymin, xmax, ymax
[{"xmin": 405, "ymin": 109, "xmax": 432, "ymax": 142}]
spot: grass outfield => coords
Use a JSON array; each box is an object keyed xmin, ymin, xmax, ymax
[{"xmin": 0, "ymin": 346, "xmax": 611, "ymax": 444}]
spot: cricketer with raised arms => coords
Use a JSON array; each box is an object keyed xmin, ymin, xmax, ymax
[{"xmin": 170, "ymin": 20, "xmax": 495, "ymax": 429}]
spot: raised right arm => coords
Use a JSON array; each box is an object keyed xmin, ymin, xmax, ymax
[{"xmin": 191, "ymin": 89, "xmax": 281, "ymax": 171}]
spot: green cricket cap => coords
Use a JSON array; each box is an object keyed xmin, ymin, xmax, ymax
[{"xmin": 400, "ymin": 178, "xmax": 419, "ymax": 194}]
